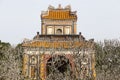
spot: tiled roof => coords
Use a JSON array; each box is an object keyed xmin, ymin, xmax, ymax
[
  {"xmin": 22, "ymin": 41, "xmax": 94, "ymax": 48},
  {"xmin": 42, "ymin": 10, "xmax": 77, "ymax": 20}
]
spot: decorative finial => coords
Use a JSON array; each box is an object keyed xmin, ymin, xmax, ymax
[
  {"xmin": 48, "ymin": 5, "xmax": 55, "ymax": 10},
  {"xmin": 36, "ymin": 32, "xmax": 40, "ymax": 39},
  {"xmin": 65, "ymin": 5, "xmax": 71, "ymax": 10},
  {"xmin": 58, "ymin": 4, "xmax": 62, "ymax": 9}
]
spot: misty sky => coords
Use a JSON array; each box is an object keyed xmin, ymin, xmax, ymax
[{"xmin": 0, "ymin": 0, "xmax": 120, "ymax": 44}]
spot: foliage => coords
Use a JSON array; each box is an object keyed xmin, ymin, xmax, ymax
[
  {"xmin": 0, "ymin": 41, "xmax": 10, "ymax": 60},
  {"xmin": 95, "ymin": 39, "xmax": 120, "ymax": 80},
  {"xmin": 0, "ymin": 39, "xmax": 120, "ymax": 80},
  {"xmin": 0, "ymin": 41, "xmax": 24, "ymax": 80}
]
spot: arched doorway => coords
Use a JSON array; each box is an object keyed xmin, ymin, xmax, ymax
[
  {"xmin": 46, "ymin": 55, "xmax": 72, "ymax": 79},
  {"xmin": 56, "ymin": 29, "xmax": 62, "ymax": 34}
]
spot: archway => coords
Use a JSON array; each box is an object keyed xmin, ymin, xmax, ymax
[
  {"xmin": 56, "ymin": 29, "xmax": 62, "ymax": 34},
  {"xmin": 46, "ymin": 55, "xmax": 72, "ymax": 77}
]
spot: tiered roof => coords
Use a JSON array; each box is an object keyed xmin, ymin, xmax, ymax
[{"xmin": 41, "ymin": 5, "xmax": 77, "ymax": 20}]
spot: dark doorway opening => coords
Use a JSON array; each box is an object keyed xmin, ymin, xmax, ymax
[
  {"xmin": 46, "ymin": 55, "xmax": 72, "ymax": 76},
  {"xmin": 56, "ymin": 29, "xmax": 62, "ymax": 34}
]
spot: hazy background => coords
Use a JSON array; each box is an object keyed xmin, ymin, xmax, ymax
[{"xmin": 0, "ymin": 0, "xmax": 120, "ymax": 44}]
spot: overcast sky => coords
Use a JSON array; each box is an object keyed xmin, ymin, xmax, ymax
[{"xmin": 0, "ymin": 0, "xmax": 120, "ymax": 44}]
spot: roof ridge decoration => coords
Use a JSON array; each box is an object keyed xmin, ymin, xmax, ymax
[
  {"xmin": 41, "ymin": 4, "xmax": 77, "ymax": 20},
  {"xmin": 58, "ymin": 4, "xmax": 62, "ymax": 9},
  {"xmin": 65, "ymin": 5, "xmax": 71, "ymax": 10},
  {"xmin": 48, "ymin": 5, "xmax": 55, "ymax": 10},
  {"xmin": 48, "ymin": 4, "xmax": 71, "ymax": 10}
]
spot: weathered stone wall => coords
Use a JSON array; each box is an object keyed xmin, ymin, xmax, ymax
[{"xmin": 23, "ymin": 48, "xmax": 95, "ymax": 80}]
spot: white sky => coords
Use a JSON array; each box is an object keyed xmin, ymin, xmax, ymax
[{"xmin": 0, "ymin": 0, "xmax": 120, "ymax": 44}]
